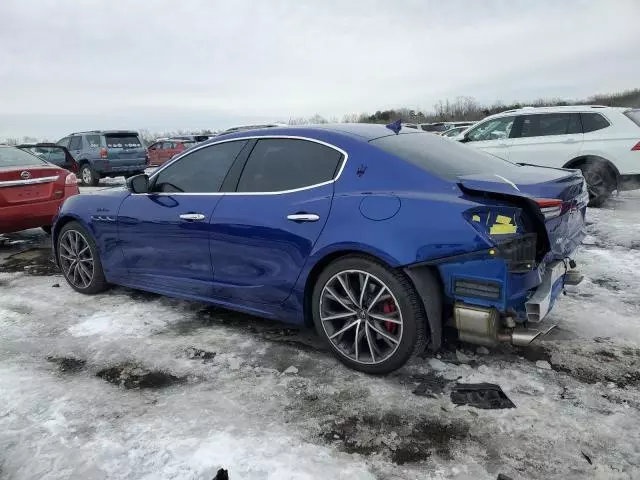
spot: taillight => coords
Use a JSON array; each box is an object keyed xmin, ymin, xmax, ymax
[
  {"xmin": 632, "ymin": 141, "xmax": 640, "ymax": 151},
  {"xmin": 464, "ymin": 206, "xmax": 525, "ymax": 239},
  {"xmin": 100, "ymin": 147, "xmax": 108, "ymax": 158},
  {"xmin": 535, "ymin": 199, "xmax": 563, "ymax": 220},
  {"xmin": 65, "ymin": 173, "xmax": 79, "ymax": 185}
]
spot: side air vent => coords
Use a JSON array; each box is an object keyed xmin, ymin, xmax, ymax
[{"xmin": 454, "ymin": 279, "xmax": 501, "ymax": 300}]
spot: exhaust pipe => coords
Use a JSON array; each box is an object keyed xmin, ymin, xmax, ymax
[{"xmin": 454, "ymin": 303, "xmax": 557, "ymax": 347}]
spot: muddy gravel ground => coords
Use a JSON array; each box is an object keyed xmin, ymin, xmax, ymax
[{"xmin": 1, "ymin": 189, "xmax": 640, "ymax": 480}]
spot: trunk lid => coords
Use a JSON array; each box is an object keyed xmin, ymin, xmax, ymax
[
  {"xmin": 458, "ymin": 166, "xmax": 588, "ymax": 259},
  {"xmin": 0, "ymin": 165, "xmax": 65, "ymax": 207}
]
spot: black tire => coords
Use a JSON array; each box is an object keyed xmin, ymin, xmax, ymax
[
  {"xmin": 42, "ymin": 226, "xmax": 52, "ymax": 235},
  {"xmin": 57, "ymin": 221, "xmax": 109, "ymax": 294},
  {"xmin": 79, "ymin": 163, "xmax": 99, "ymax": 186},
  {"xmin": 311, "ymin": 255, "xmax": 429, "ymax": 374},
  {"xmin": 579, "ymin": 161, "xmax": 616, "ymax": 208}
]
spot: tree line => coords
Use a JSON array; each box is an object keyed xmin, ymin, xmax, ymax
[{"xmin": 3, "ymin": 88, "xmax": 638, "ymax": 144}]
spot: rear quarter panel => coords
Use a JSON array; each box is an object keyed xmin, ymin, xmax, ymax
[
  {"xmin": 286, "ymin": 141, "xmax": 491, "ymax": 310},
  {"xmin": 578, "ymin": 116, "xmax": 640, "ymax": 175}
]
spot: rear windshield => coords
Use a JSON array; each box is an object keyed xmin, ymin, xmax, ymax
[
  {"xmin": 421, "ymin": 124, "xmax": 448, "ymax": 132},
  {"xmin": 371, "ymin": 132, "xmax": 522, "ymax": 181},
  {"xmin": 624, "ymin": 110, "xmax": 640, "ymax": 127},
  {"xmin": 105, "ymin": 134, "xmax": 142, "ymax": 148},
  {"xmin": 0, "ymin": 147, "xmax": 47, "ymax": 167}
]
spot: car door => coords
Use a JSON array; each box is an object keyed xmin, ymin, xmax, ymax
[
  {"xmin": 116, "ymin": 140, "xmax": 249, "ymax": 297},
  {"xmin": 460, "ymin": 116, "xmax": 516, "ymax": 160},
  {"xmin": 209, "ymin": 137, "xmax": 344, "ymax": 305},
  {"xmin": 508, "ymin": 113, "xmax": 583, "ymax": 168}
]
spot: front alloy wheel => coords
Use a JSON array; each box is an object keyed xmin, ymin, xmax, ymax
[
  {"xmin": 59, "ymin": 229, "xmax": 94, "ymax": 289},
  {"xmin": 57, "ymin": 221, "xmax": 109, "ymax": 294},
  {"xmin": 312, "ymin": 256, "xmax": 429, "ymax": 374}
]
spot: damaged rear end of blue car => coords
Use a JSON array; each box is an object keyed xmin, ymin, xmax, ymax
[{"xmin": 370, "ymin": 131, "xmax": 588, "ymax": 351}]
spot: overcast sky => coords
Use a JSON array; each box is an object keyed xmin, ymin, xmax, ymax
[{"xmin": 1, "ymin": 0, "xmax": 638, "ymax": 139}]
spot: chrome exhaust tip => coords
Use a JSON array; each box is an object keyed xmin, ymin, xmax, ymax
[{"xmin": 506, "ymin": 324, "xmax": 557, "ymax": 346}]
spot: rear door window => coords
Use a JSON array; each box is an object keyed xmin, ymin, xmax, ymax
[
  {"xmin": 57, "ymin": 137, "xmax": 71, "ymax": 148},
  {"xmin": 0, "ymin": 147, "xmax": 48, "ymax": 167},
  {"xmin": 236, "ymin": 138, "xmax": 343, "ymax": 193},
  {"xmin": 516, "ymin": 113, "xmax": 581, "ymax": 138},
  {"xmin": 371, "ymin": 133, "xmax": 522, "ymax": 181},
  {"xmin": 105, "ymin": 134, "xmax": 142, "ymax": 149},
  {"xmin": 152, "ymin": 140, "xmax": 247, "ymax": 193},
  {"xmin": 69, "ymin": 136, "xmax": 83, "ymax": 150}
]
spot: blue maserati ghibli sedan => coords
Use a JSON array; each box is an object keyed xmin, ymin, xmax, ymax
[{"xmin": 53, "ymin": 123, "xmax": 587, "ymax": 373}]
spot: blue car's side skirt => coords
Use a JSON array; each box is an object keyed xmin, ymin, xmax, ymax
[{"xmin": 108, "ymin": 275, "xmax": 288, "ymax": 321}]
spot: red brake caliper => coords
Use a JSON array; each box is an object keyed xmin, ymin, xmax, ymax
[{"xmin": 383, "ymin": 301, "xmax": 397, "ymax": 333}]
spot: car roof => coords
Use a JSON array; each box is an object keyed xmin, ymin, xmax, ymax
[
  {"xmin": 207, "ymin": 123, "xmax": 418, "ymax": 143},
  {"xmin": 69, "ymin": 130, "xmax": 139, "ymax": 135},
  {"xmin": 486, "ymin": 105, "xmax": 630, "ymax": 119}
]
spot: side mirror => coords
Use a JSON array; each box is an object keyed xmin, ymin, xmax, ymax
[
  {"xmin": 126, "ymin": 174, "xmax": 149, "ymax": 194},
  {"xmin": 458, "ymin": 134, "xmax": 470, "ymax": 143}
]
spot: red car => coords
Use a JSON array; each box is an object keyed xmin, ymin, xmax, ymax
[
  {"xmin": 146, "ymin": 139, "xmax": 196, "ymax": 167},
  {"xmin": 0, "ymin": 145, "xmax": 80, "ymax": 235}
]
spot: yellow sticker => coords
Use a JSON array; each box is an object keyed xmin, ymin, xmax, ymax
[
  {"xmin": 472, "ymin": 214, "xmax": 480, "ymax": 222},
  {"xmin": 495, "ymin": 215, "xmax": 513, "ymax": 225},
  {"xmin": 490, "ymin": 224, "xmax": 517, "ymax": 235}
]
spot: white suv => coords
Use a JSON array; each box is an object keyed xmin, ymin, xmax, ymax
[{"xmin": 455, "ymin": 106, "xmax": 640, "ymax": 206}]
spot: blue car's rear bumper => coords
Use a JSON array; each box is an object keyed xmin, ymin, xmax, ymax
[{"xmin": 438, "ymin": 256, "xmax": 569, "ymax": 322}]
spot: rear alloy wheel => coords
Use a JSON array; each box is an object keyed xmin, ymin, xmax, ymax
[
  {"xmin": 580, "ymin": 162, "xmax": 615, "ymax": 207},
  {"xmin": 80, "ymin": 164, "xmax": 99, "ymax": 186},
  {"xmin": 312, "ymin": 256, "xmax": 428, "ymax": 374},
  {"xmin": 57, "ymin": 221, "xmax": 108, "ymax": 294}
]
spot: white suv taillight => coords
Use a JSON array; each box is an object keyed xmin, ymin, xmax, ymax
[
  {"xmin": 65, "ymin": 173, "xmax": 79, "ymax": 185},
  {"xmin": 631, "ymin": 141, "xmax": 640, "ymax": 151}
]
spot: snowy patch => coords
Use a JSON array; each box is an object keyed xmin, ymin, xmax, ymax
[{"xmin": 1, "ymin": 192, "xmax": 640, "ymax": 479}]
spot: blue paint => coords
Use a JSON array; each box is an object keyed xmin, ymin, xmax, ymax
[{"xmin": 53, "ymin": 125, "xmax": 584, "ymax": 333}]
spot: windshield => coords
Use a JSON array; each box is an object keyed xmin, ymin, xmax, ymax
[
  {"xmin": 0, "ymin": 146, "xmax": 48, "ymax": 167},
  {"xmin": 371, "ymin": 132, "xmax": 521, "ymax": 181},
  {"xmin": 104, "ymin": 134, "xmax": 142, "ymax": 148}
]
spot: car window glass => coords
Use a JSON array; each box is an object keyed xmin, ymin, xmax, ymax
[
  {"xmin": 69, "ymin": 136, "xmax": 83, "ymax": 150},
  {"xmin": 371, "ymin": 133, "xmax": 522, "ymax": 181},
  {"xmin": 57, "ymin": 137, "xmax": 71, "ymax": 148},
  {"xmin": 624, "ymin": 109, "xmax": 640, "ymax": 126},
  {"xmin": 152, "ymin": 140, "xmax": 247, "ymax": 193},
  {"xmin": 466, "ymin": 116, "xmax": 515, "ymax": 141},
  {"xmin": 236, "ymin": 138, "xmax": 343, "ymax": 193},
  {"xmin": 581, "ymin": 113, "xmax": 610, "ymax": 133},
  {"xmin": 519, "ymin": 113, "xmax": 581, "ymax": 138},
  {"xmin": 0, "ymin": 147, "xmax": 48, "ymax": 167},
  {"xmin": 86, "ymin": 135, "xmax": 101, "ymax": 148}
]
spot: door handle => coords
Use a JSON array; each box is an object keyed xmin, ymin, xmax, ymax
[
  {"xmin": 287, "ymin": 213, "xmax": 320, "ymax": 222},
  {"xmin": 179, "ymin": 213, "xmax": 206, "ymax": 221},
  {"xmin": 563, "ymin": 138, "xmax": 577, "ymax": 144}
]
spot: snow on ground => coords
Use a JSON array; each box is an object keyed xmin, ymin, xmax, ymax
[{"xmin": 1, "ymin": 188, "xmax": 640, "ymax": 480}]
